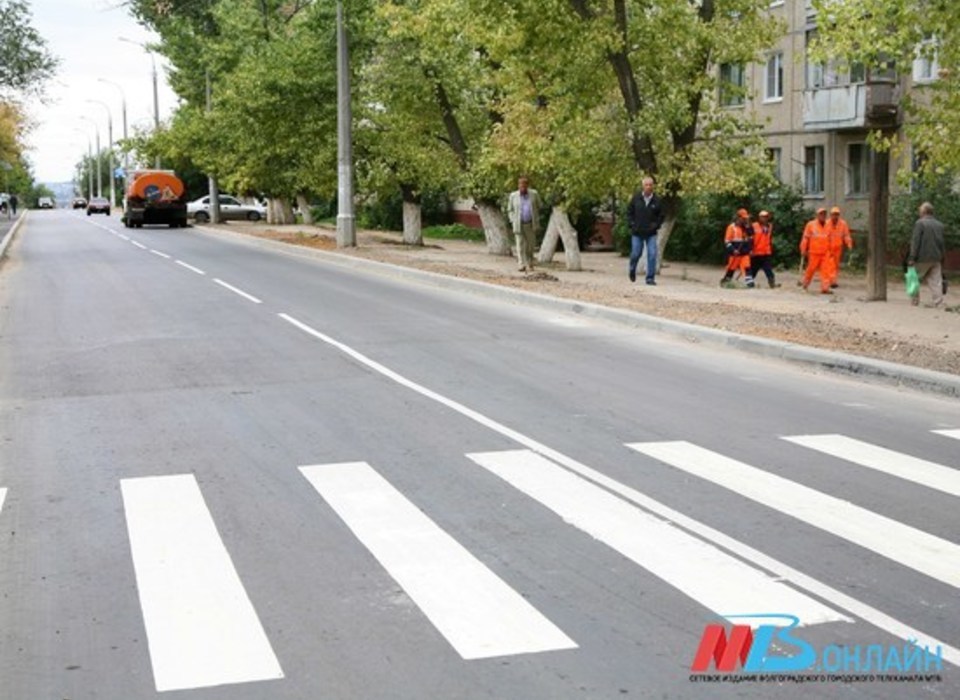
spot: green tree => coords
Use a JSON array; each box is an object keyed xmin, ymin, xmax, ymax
[{"xmin": 0, "ymin": 0, "xmax": 58, "ymax": 97}]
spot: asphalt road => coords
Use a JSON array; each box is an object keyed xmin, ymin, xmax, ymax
[{"xmin": 1, "ymin": 210, "xmax": 958, "ymax": 699}]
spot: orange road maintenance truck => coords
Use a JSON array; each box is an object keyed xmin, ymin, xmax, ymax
[{"xmin": 123, "ymin": 170, "xmax": 188, "ymax": 228}]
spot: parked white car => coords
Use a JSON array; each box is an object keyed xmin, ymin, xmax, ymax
[{"xmin": 187, "ymin": 195, "xmax": 265, "ymax": 223}]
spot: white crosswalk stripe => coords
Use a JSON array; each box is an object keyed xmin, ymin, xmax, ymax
[
  {"xmin": 301, "ymin": 461, "xmax": 576, "ymax": 660},
  {"xmin": 0, "ymin": 488, "xmax": 6, "ymax": 514},
  {"xmin": 933, "ymin": 429, "xmax": 960, "ymax": 441},
  {"xmin": 466, "ymin": 449, "xmax": 846, "ymax": 628},
  {"xmin": 627, "ymin": 441, "xmax": 960, "ymax": 589},
  {"xmin": 783, "ymin": 434, "xmax": 960, "ymax": 497},
  {"xmin": 121, "ymin": 474, "xmax": 284, "ymax": 692}
]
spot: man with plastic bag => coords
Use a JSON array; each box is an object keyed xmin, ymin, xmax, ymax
[{"xmin": 907, "ymin": 202, "xmax": 946, "ymax": 308}]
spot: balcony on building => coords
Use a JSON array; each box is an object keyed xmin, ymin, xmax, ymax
[{"xmin": 802, "ymin": 65, "xmax": 900, "ymax": 132}]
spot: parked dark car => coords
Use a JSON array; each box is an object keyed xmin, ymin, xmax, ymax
[{"xmin": 86, "ymin": 197, "xmax": 110, "ymax": 216}]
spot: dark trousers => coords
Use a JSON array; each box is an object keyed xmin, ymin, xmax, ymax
[{"xmin": 749, "ymin": 255, "xmax": 776, "ymax": 286}]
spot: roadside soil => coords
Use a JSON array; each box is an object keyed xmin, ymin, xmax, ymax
[{"xmin": 206, "ymin": 222, "xmax": 960, "ymax": 378}]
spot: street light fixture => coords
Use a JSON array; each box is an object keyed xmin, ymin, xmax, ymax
[
  {"xmin": 98, "ymin": 78, "xmax": 129, "ymax": 189},
  {"xmin": 118, "ymin": 37, "xmax": 161, "ymax": 169},
  {"xmin": 79, "ymin": 115, "xmax": 101, "ymax": 198},
  {"xmin": 72, "ymin": 127, "xmax": 94, "ymax": 199},
  {"xmin": 87, "ymin": 99, "xmax": 116, "ymax": 209}
]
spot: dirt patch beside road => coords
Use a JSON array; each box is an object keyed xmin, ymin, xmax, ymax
[{"xmin": 218, "ymin": 223, "xmax": 960, "ymax": 377}]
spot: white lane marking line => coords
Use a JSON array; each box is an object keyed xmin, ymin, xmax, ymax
[
  {"xmin": 121, "ymin": 474, "xmax": 284, "ymax": 692},
  {"xmin": 131, "ymin": 240, "xmax": 147, "ymax": 250},
  {"xmin": 118, "ymin": 234, "xmax": 130, "ymax": 241},
  {"xmin": 933, "ymin": 429, "xmax": 960, "ymax": 441},
  {"xmin": 467, "ymin": 450, "xmax": 844, "ymax": 627},
  {"xmin": 149, "ymin": 249, "xmax": 172, "ymax": 259},
  {"xmin": 301, "ymin": 462, "xmax": 576, "ymax": 660},
  {"xmin": 783, "ymin": 434, "xmax": 960, "ymax": 498},
  {"xmin": 213, "ymin": 279, "xmax": 262, "ymax": 304},
  {"xmin": 276, "ymin": 313, "xmax": 960, "ymax": 667},
  {"xmin": 0, "ymin": 488, "xmax": 6, "ymax": 513},
  {"xmin": 628, "ymin": 441, "xmax": 960, "ymax": 589},
  {"xmin": 175, "ymin": 260, "xmax": 206, "ymax": 275}
]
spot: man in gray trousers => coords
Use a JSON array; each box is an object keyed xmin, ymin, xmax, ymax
[
  {"xmin": 908, "ymin": 201, "xmax": 947, "ymax": 308},
  {"xmin": 507, "ymin": 176, "xmax": 542, "ymax": 272}
]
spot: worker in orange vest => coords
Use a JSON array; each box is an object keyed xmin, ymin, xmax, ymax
[
  {"xmin": 825, "ymin": 206, "xmax": 853, "ymax": 288},
  {"xmin": 750, "ymin": 210, "xmax": 780, "ymax": 288},
  {"xmin": 800, "ymin": 207, "xmax": 834, "ymax": 294},
  {"xmin": 721, "ymin": 209, "xmax": 754, "ymax": 287}
]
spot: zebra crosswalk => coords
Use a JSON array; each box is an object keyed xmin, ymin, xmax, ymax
[{"xmin": 1, "ymin": 430, "xmax": 957, "ymax": 693}]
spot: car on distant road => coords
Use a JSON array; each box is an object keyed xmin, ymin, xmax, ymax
[
  {"xmin": 72, "ymin": 197, "xmax": 88, "ymax": 209},
  {"xmin": 86, "ymin": 197, "xmax": 110, "ymax": 216},
  {"xmin": 38, "ymin": 196, "xmax": 54, "ymax": 209},
  {"xmin": 187, "ymin": 194, "xmax": 265, "ymax": 223}
]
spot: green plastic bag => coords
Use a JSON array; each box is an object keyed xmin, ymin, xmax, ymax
[{"xmin": 905, "ymin": 266, "xmax": 920, "ymax": 297}]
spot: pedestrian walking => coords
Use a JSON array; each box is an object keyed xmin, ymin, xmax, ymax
[
  {"xmin": 800, "ymin": 207, "xmax": 834, "ymax": 294},
  {"xmin": 825, "ymin": 206, "xmax": 852, "ymax": 288},
  {"xmin": 720, "ymin": 209, "xmax": 754, "ymax": 287},
  {"xmin": 506, "ymin": 176, "xmax": 543, "ymax": 272},
  {"xmin": 507, "ymin": 177, "xmax": 542, "ymax": 272},
  {"xmin": 750, "ymin": 210, "xmax": 780, "ymax": 288},
  {"xmin": 626, "ymin": 176, "xmax": 666, "ymax": 285},
  {"xmin": 907, "ymin": 201, "xmax": 946, "ymax": 308},
  {"xmin": 9, "ymin": 194, "xmax": 18, "ymax": 215}
]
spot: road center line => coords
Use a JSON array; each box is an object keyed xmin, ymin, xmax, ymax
[
  {"xmin": 149, "ymin": 249, "xmax": 172, "ymax": 259},
  {"xmin": 301, "ymin": 461, "xmax": 576, "ymax": 660},
  {"xmin": 118, "ymin": 234, "xmax": 130, "ymax": 241},
  {"xmin": 276, "ymin": 312, "xmax": 960, "ymax": 667},
  {"xmin": 175, "ymin": 260, "xmax": 206, "ymax": 275},
  {"xmin": 121, "ymin": 474, "xmax": 284, "ymax": 692},
  {"xmin": 213, "ymin": 279, "xmax": 262, "ymax": 304},
  {"xmin": 0, "ymin": 488, "xmax": 6, "ymax": 513},
  {"xmin": 131, "ymin": 240, "xmax": 147, "ymax": 250}
]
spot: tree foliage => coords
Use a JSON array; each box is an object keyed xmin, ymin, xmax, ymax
[{"xmin": 0, "ymin": 0, "xmax": 58, "ymax": 98}]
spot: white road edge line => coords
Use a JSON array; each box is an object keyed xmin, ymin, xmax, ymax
[
  {"xmin": 275, "ymin": 312, "xmax": 960, "ymax": 667},
  {"xmin": 175, "ymin": 260, "xmax": 206, "ymax": 275},
  {"xmin": 121, "ymin": 474, "xmax": 284, "ymax": 692},
  {"xmin": 467, "ymin": 450, "xmax": 843, "ymax": 628},
  {"xmin": 214, "ymin": 278, "xmax": 262, "ymax": 304},
  {"xmin": 301, "ymin": 461, "xmax": 576, "ymax": 660},
  {"xmin": 149, "ymin": 249, "xmax": 172, "ymax": 259},
  {"xmin": 783, "ymin": 434, "xmax": 960, "ymax": 498}
]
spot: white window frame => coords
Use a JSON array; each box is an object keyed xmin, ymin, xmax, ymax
[
  {"xmin": 804, "ymin": 145, "xmax": 825, "ymax": 195},
  {"xmin": 765, "ymin": 52, "xmax": 784, "ymax": 102}
]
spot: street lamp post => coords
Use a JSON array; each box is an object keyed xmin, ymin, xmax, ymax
[
  {"xmin": 79, "ymin": 116, "xmax": 101, "ymax": 198},
  {"xmin": 119, "ymin": 37, "xmax": 162, "ymax": 169},
  {"xmin": 73, "ymin": 128, "xmax": 94, "ymax": 199},
  {"xmin": 87, "ymin": 100, "xmax": 115, "ymax": 209},
  {"xmin": 336, "ymin": 0, "xmax": 356, "ymax": 247},
  {"xmin": 98, "ymin": 78, "xmax": 129, "ymax": 203}
]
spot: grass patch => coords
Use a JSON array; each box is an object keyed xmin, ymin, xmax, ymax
[{"xmin": 422, "ymin": 223, "xmax": 486, "ymax": 242}]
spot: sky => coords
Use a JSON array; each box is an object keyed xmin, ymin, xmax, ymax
[{"xmin": 24, "ymin": 0, "xmax": 179, "ymax": 184}]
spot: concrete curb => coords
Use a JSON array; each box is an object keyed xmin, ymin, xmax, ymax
[
  {"xmin": 193, "ymin": 224, "xmax": 960, "ymax": 399},
  {"xmin": 0, "ymin": 211, "xmax": 25, "ymax": 262}
]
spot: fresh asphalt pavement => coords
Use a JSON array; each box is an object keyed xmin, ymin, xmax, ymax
[{"xmin": 1, "ymin": 210, "xmax": 958, "ymax": 699}]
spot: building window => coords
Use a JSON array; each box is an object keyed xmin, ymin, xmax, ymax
[
  {"xmin": 719, "ymin": 63, "xmax": 746, "ymax": 107},
  {"xmin": 804, "ymin": 145, "xmax": 824, "ymax": 194},
  {"xmin": 848, "ymin": 143, "xmax": 871, "ymax": 195},
  {"xmin": 765, "ymin": 52, "xmax": 784, "ymax": 101},
  {"xmin": 766, "ymin": 147, "xmax": 783, "ymax": 182}
]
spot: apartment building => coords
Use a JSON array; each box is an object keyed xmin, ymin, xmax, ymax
[{"xmin": 725, "ymin": 0, "xmax": 936, "ymax": 236}]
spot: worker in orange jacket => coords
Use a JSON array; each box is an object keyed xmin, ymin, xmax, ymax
[
  {"xmin": 800, "ymin": 207, "xmax": 834, "ymax": 294},
  {"xmin": 750, "ymin": 210, "xmax": 780, "ymax": 288},
  {"xmin": 721, "ymin": 209, "xmax": 754, "ymax": 287},
  {"xmin": 825, "ymin": 206, "xmax": 853, "ymax": 288}
]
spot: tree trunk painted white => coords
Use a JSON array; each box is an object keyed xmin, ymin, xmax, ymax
[
  {"xmin": 654, "ymin": 214, "xmax": 677, "ymax": 274},
  {"xmin": 402, "ymin": 200, "xmax": 423, "ymax": 246},
  {"xmin": 268, "ymin": 198, "xmax": 296, "ymax": 225},
  {"xmin": 476, "ymin": 200, "xmax": 512, "ymax": 256},
  {"xmin": 296, "ymin": 194, "xmax": 314, "ymax": 225},
  {"xmin": 537, "ymin": 207, "xmax": 582, "ymax": 271}
]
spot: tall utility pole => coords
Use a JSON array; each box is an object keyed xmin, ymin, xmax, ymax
[
  {"xmin": 206, "ymin": 70, "xmax": 221, "ymax": 224},
  {"xmin": 119, "ymin": 37, "xmax": 162, "ymax": 169},
  {"xmin": 336, "ymin": 0, "xmax": 356, "ymax": 247},
  {"xmin": 99, "ymin": 78, "xmax": 129, "ymax": 204},
  {"xmin": 80, "ymin": 116, "xmax": 102, "ymax": 198},
  {"xmin": 87, "ymin": 100, "xmax": 115, "ymax": 209}
]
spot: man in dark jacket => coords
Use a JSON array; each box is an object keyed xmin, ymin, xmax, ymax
[
  {"xmin": 626, "ymin": 176, "xmax": 666, "ymax": 284},
  {"xmin": 908, "ymin": 201, "xmax": 946, "ymax": 308}
]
